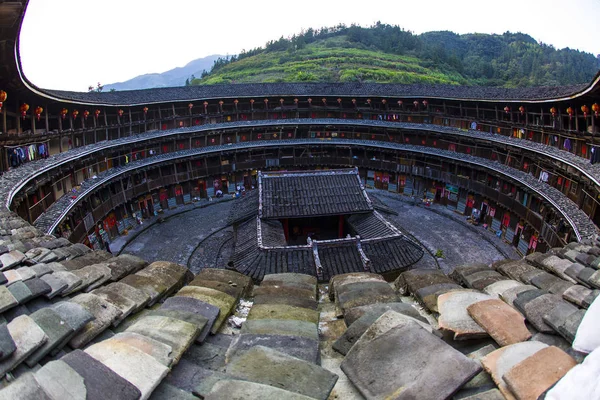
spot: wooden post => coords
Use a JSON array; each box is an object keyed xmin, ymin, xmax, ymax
[
  {"xmin": 45, "ymin": 106, "xmax": 49, "ymax": 133},
  {"xmin": 338, "ymin": 215, "xmax": 344, "ymax": 238},
  {"xmin": 16, "ymin": 102, "xmax": 21, "ymax": 134},
  {"xmin": 1, "ymin": 103, "xmax": 6, "ymax": 134},
  {"xmin": 283, "ymin": 218, "xmax": 289, "ymax": 241}
]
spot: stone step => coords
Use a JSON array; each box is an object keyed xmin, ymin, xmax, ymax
[{"xmin": 225, "ymin": 345, "xmax": 337, "ymax": 400}]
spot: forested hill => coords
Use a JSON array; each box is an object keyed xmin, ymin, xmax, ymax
[{"xmin": 191, "ymin": 24, "xmax": 599, "ymax": 87}]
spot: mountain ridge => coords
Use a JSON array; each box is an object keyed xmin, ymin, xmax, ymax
[{"xmin": 103, "ymin": 54, "xmax": 223, "ymax": 91}]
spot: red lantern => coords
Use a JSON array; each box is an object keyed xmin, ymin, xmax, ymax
[
  {"xmin": 250, "ymin": 99, "xmax": 255, "ymax": 105},
  {"xmin": 72, "ymin": 109, "xmax": 79, "ymax": 119},
  {"xmin": 234, "ymin": 99, "xmax": 239, "ymax": 106},
  {"xmin": 550, "ymin": 107, "xmax": 557, "ymax": 117},
  {"xmin": 337, "ymin": 98, "xmax": 342, "ymax": 104},
  {"xmin": 34, "ymin": 106, "xmax": 43, "ymax": 121},
  {"xmin": 20, "ymin": 103, "xmax": 29, "ymax": 119},
  {"xmin": 143, "ymin": 107, "xmax": 148, "ymax": 115},
  {"xmin": 382, "ymin": 99, "xmax": 387, "ymax": 105},
  {"xmin": 0, "ymin": 90, "xmax": 7, "ymax": 112},
  {"xmin": 95, "ymin": 109, "xmax": 101, "ymax": 118},
  {"xmin": 117, "ymin": 109, "xmax": 124, "ymax": 117},
  {"xmin": 83, "ymin": 110, "xmax": 90, "ymax": 120},
  {"xmin": 581, "ymin": 105, "xmax": 589, "ymax": 118},
  {"xmin": 203, "ymin": 101, "xmax": 208, "ymax": 112},
  {"xmin": 593, "ymin": 103, "xmax": 600, "ymax": 117},
  {"xmin": 61, "ymin": 108, "xmax": 68, "ymax": 119},
  {"xmin": 189, "ymin": 103, "xmax": 194, "ymax": 111},
  {"xmin": 264, "ymin": 98, "xmax": 269, "ymax": 104},
  {"xmin": 519, "ymin": 106, "xmax": 525, "ymax": 115},
  {"xmin": 567, "ymin": 107, "xmax": 573, "ymax": 119},
  {"xmin": 422, "ymin": 100, "xmax": 428, "ymax": 107},
  {"xmin": 413, "ymin": 100, "xmax": 419, "ymax": 109},
  {"xmin": 504, "ymin": 106, "xmax": 510, "ymax": 114}
]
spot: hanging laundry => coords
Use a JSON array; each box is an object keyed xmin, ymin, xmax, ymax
[
  {"xmin": 28, "ymin": 144, "xmax": 36, "ymax": 161},
  {"xmin": 16, "ymin": 147, "xmax": 25, "ymax": 163},
  {"xmin": 38, "ymin": 143, "xmax": 45, "ymax": 158},
  {"xmin": 563, "ymin": 138, "xmax": 572, "ymax": 151}
]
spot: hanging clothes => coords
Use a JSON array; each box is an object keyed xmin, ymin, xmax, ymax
[
  {"xmin": 28, "ymin": 144, "xmax": 36, "ymax": 161},
  {"xmin": 538, "ymin": 171, "xmax": 549, "ymax": 183},
  {"xmin": 16, "ymin": 147, "xmax": 25, "ymax": 163},
  {"xmin": 563, "ymin": 138, "xmax": 572, "ymax": 151},
  {"xmin": 38, "ymin": 143, "xmax": 47, "ymax": 158}
]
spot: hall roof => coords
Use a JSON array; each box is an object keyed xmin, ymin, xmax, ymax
[{"xmin": 258, "ymin": 168, "xmax": 373, "ymax": 219}]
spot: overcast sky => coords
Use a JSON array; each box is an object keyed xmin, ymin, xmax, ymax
[{"xmin": 19, "ymin": 0, "xmax": 600, "ymax": 92}]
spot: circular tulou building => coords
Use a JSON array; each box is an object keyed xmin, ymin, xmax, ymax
[{"xmin": 0, "ymin": 1, "xmax": 598, "ymax": 399}]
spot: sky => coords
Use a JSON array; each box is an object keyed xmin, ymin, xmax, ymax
[{"xmin": 19, "ymin": 0, "xmax": 600, "ymax": 92}]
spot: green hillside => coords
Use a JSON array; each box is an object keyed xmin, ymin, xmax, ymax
[{"xmin": 191, "ymin": 24, "xmax": 599, "ymax": 87}]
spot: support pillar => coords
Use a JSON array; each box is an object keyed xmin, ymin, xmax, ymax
[
  {"xmin": 283, "ymin": 218, "xmax": 289, "ymax": 242},
  {"xmin": 338, "ymin": 215, "xmax": 344, "ymax": 238}
]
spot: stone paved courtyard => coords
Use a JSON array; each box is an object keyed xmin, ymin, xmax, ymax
[{"xmin": 119, "ymin": 191, "xmax": 517, "ymax": 275}]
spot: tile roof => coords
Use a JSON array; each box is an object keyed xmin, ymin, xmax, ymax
[
  {"xmin": 258, "ymin": 169, "xmax": 372, "ymax": 219},
  {"xmin": 40, "ymin": 80, "xmax": 595, "ymax": 105}
]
